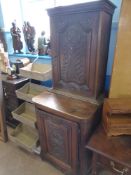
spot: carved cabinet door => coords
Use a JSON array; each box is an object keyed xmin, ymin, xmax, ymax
[
  {"xmin": 50, "ymin": 12, "xmax": 99, "ymax": 98},
  {"xmin": 48, "ymin": 1, "xmax": 115, "ymax": 99},
  {"xmin": 36, "ymin": 109, "xmax": 79, "ymax": 175}
]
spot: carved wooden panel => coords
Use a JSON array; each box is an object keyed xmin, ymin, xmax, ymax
[
  {"xmin": 48, "ymin": 1, "xmax": 115, "ymax": 99},
  {"xmin": 47, "ymin": 121, "xmax": 71, "ymax": 162},
  {"xmin": 51, "ymin": 13, "xmax": 99, "ymax": 97},
  {"xmin": 36, "ymin": 109, "xmax": 79, "ymax": 174}
]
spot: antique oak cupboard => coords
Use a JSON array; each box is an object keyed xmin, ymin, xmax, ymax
[
  {"xmin": 48, "ymin": 0, "xmax": 116, "ymax": 100},
  {"xmin": 33, "ymin": 1, "xmax": 115, "ymax": 175}
]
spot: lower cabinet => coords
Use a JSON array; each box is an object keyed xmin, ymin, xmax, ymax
[
  {"xmin": 36, "ymin": 109, "xmax": 79, "ymax": 175},
  {"xmin": 33, "ymin": 91, "xmax": 100, "ymax": 175}
]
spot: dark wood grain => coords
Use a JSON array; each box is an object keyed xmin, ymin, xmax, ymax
[
  {"xmin": 48, "ymin": 0, "xmax": 115, "ymax": 99},
  {"xmin": 103, "ymin": 98, "xmax": 131, "ymax": 136},
  {"xmin": 104, "ymin": 98, "xmax": 131, "ymax": 113},
  {"xmin": 34, "ymin": 91, "xmax": 101, "ymax": 175},
  {"xmin": 34, "ymin": 1, "xmax": 115, "ymax": 174},
  {"xmin": 33, "ymin": 91, "xmax": 98, "ymax": 122},
  {"xmin": 92, "ymin": 153, "xmax": 131, "ymax": 175},
  {"xmin": 86, "ymin": 126, "xmax": 131, "ymax": 170},
  {"xmin": 36, "ymin": 109, "xmax": 79, "ymax": 175}
]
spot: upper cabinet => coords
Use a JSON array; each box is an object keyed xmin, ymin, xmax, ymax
[{"xmin": 48, "ymin": 0, "xmax": 116, "ymax": 100}]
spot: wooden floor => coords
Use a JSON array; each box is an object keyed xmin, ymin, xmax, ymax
[{"xmin": 0, "ymin": 140, "xmax": 63, "ymax": 175}]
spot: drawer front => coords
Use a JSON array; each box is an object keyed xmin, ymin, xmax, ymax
[{"xmin": 93, "ymin": 154, "xmax": 131, "ymax": 175}]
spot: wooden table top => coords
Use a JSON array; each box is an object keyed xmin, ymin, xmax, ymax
[
  {"xmin": 86, "ymin": 126, "xmax": 131, "ymax": 168},
  {"xmin": 33, "ymin": 91, "xmax": 99, "ymax": 122}
]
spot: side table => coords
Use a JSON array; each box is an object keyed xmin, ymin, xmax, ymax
[{"xmin": 86, "ymin": 126, "xmax": 131, "ymax": 175}]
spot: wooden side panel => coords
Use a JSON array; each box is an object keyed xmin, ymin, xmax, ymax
[
  {"xmin": 0, "ymin": 74, "xmax": 7, "ymax": 142},
  {"xmin": 109, "ymin": 0, "xmax": 131, "ymax": 98},
  {"xmin": 96, "ymin": 11, "xmax": 113, "ymax": 98}
]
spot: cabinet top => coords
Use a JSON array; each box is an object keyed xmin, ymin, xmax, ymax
[
  {"xmin": 47, "ymin": 0, "xmax": 116, "ymax": 16},
  {"xmin": 33, "ymin": 91, "xmax": 98, "ymax": 122}
]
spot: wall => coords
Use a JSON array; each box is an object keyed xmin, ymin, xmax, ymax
[
  {"xmin": 104, "ymin": 0, "xmax": 122, "ymax": 93},
  {"xmin": 0, "ymin": 3, "xmax": 4, "ymax": 28},
  {"xmin": 107, "ymin": 0, "xmax": 122, "ymax": 76},
  {"xmin": 109, "ymin": 0, "xmax": 131, "ymax": 98},
  {"xmin": 0, "ymin": 0, "xmax": 24, "ymax": 53}
]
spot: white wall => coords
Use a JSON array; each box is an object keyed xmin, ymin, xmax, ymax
[{"xmin": 0, "ymin": 0, "xmax": 23, "ymax": 31}]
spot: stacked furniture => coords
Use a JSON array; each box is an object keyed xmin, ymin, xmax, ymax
[{"xmin": 33, "ymin": 1, "xmax": 115, "ymax": 175}]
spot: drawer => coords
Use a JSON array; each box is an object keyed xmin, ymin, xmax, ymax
[{"xmin": 93, "ymin": 154, "xmax": 131, "ymax": 175}]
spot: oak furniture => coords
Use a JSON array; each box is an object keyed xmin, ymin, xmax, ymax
[
  {"xmin": 2, "ymin": 74, "xmax": 28, "ymax": 128},
  {"xmin": 33, "ymin": 91, "xmax": 100, "ymax": 175},
  {"xmin": 103, "ymin": 98, "xmax": 131, "ymax": 136},
  {"xmin": 48, "ymin": 0, "xmax": 115, "ymax": 100},
  {"xmin": 34, "ymin": 1, "xmax": 115, "ymax": 175},
  {"xmin": 86, "ymin": 126, "xmax": 131, "ymax": 175}
]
